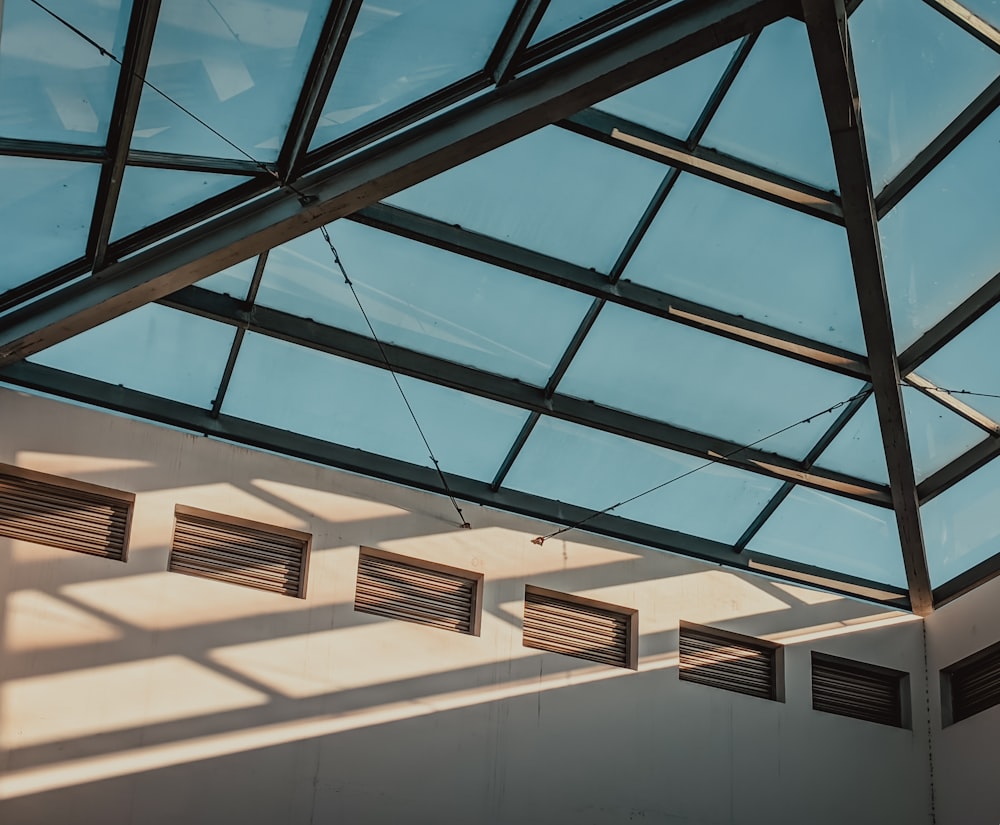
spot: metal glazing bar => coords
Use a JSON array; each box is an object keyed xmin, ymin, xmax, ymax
[
  {"xmin": 159, "ymin": 285, "xmax": 890, "ymax": 505},
  {"xmin": 0, "ymin": 0, "xmax": 795, "ymax": 367},
  {"xmin": 918, "ymin": 435, "xmax": 1000, "ymax": 503},
  {"xmin": 488, "ymin": 0, "xmax": 552, "ymax": 85},
  {"xmin": 0, "ymin": 138, "xmax": 106, "ymax": 163},
  {"xmin": 0, "ymin": 259, "xmax": 91, "ymax": 316},
  {"xmin": 904, "ymin": 373, "xmax": 1000, "ymax": 435},
  {"xmin": 563, "ymin": 111, "xmax": 843, "ymax": 223},
  {"xmin": 278, "ymin": 0, "xmax": 364, "ymax": 178},
  {"xmin": 87, "ymin": 0, "xmax": 163, "ymax": 270},
  {"xmin": 491, "ymin": 411, "xmax": 541, "ymax": 491},
  {"xmin": 126, "ymin": 150, "xmax": 274, "ymax": 176},
  {"xmin": 352, "ymin": 203, "xmax": 868, "ymax": 378},
  {"xmin": 687, "ymin": 32, "xmax": 759, "ymax": 146},
  {"xmin": 922, "ymin": 0, "xmax": 1000, "ymax": 53},
  {"xmin": 803, "ymin": 0, "xmax": 933, "ymax": 615}
]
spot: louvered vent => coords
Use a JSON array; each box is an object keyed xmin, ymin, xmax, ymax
[
  {"xmin": 679, "ymin": 623, "xmax": 781, "ymax": 700},
  {"xmin": 943, "ymin": 640, "xmax": 1000, "ymax": 725},
  {"xmin": 811, "ymin": 652, "xmax": 908, "ymax": 728},
  {"xmin": 355, "ymin": 548, "xmax": 482, "ymax": 635},
  {"xmin": 522, "ymin": 586, "xmax": 636, "ymax": 669},
  {"xmin": 170, "ymin": 506, "xmax": 310, "ymax": 597},
  {"xmin": 0, "ymin": 465, "xmax": 132, "ymax": 560}
]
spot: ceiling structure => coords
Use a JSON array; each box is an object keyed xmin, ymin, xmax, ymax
[{"xmin": 0, "ymin": 0, "xmax": 998, "ymax": 615}]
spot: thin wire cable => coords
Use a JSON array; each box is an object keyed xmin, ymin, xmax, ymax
[
  {"xmin": 907, "ymin": 382, "xmax": 1000, "ymax": 401},
  {"xmin": 31, "ymin": 0, "xmax": 471, "ymax": 528},
  {"xmin": 531, "ymin": 390, "xmax": 870, "ymax": 545},
  {"xmin": 317, "ymin": 226, "xmax": 470, "ymax": 528}
]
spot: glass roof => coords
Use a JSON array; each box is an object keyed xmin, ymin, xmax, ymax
[{"xmin": 2, "ymin": 0, "xmax": 999, "ymax": 613}]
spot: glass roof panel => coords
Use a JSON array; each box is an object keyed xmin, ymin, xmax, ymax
[
  {"xmin": 130, "ymin": 0, "xmax": 327, "ymax": 160},
  {"xmin": 384, "ymin": 125, "xmax": 665, "ymax": 273},
  {"xmin": 110, "ymin": 167, "xmax": 254, "ymax": 242},
  {"xmin": 504, "ymin": 416, "xmax": 783, "ymax": 545},
  {"xmin": 530, "ymin": 0, "xmax": 624, "ymax": 45},
  {"xmin": 880, "ymin": 108, "xmax": 1000, "ymax": 350},
  {"xmin": 918, "ymin": 301, "xmax": 1000, "ymax": 424},
  {"xmin": 622, "ymin": 174, "xmax": 864, "ymax": 351},
  {"xmin": 557, "ymin": 303, "xmax": 864, "ymax": 460},
  {"xmin": 199, "ymin": 257, "xmax": 259, "ymax": 301},
  {"xmin": 851, "ymin": 0, "xmax": 1000, "ymax": 189},
  {"xmin": 255, "ymin": 222, "xmax": 592, "ymax": 387},
  {"xmin": 222, "ymin": 333, "xmax": 529, "ymax": 481},
  {"xmin": 0, "ymin": 0, "xmax": 131, "ymax": 145},
  {"xmin": 748, "ymin": 487, "xmax": 907, "ymax": 587},
  {"xmin": 700, "ymin": 18, "xmax": 838, "ymax": 191},
  {"xmin": 815, "ymin": 388, "xmax": 986, "ymax": 485},
  {"xmin": 28, "ymin": 304, "xmax": 235, "ymax": 407},
  {"xmin": 0, "ymin": 156, "xmax": 100, "ymax": 295},
  {"xmin": 309, "ymin": 0, "xmax": 518, "ymax": 150},
  {"xmin": 959, "ymin": 0, "xmax": 1000, "ymax": 28},
  {"xmin": 591, "ymin": 41, "xmax": 739, "ymax": 140},
  {"xmin": 922, "ymin": 454, "xmax": 1000, "ymax": 587}
]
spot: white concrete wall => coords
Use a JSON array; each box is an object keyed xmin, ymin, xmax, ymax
[
  {"xmin": 925, "ymin": 574, "xmax": 1000, "ymax": 825},
  {"xmin": 0, "ymin": 388, "xmax": 931, "ymax": 825}
]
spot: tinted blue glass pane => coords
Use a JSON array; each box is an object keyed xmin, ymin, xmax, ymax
[
  {"xmin": 310, "ymin": 0, "xmax": 517, "ymax": 149},
  {"xmin": 505, "ymin": 416, "xmax": 782, "ymax": 544},
  {"xmin": 557, "ymin": 303, "xmax": 864, "ymax": 460},
  {"xmin": 923, "ymin": 454, "xmax": 1000, "ymax": 586},
  {"xmin": 386, "ymin": 126, "xmax": 664, "ymax": 272},
  {"xmin": 748, "ymin": 487, "xmax": 906, "ymax": 587},
  {"xmin": 919, "ymin": 302, "xmax": 1000, "ymax": 424},
  {"xmin": 255, "ymin": 222, "xmax": 591, "ymax": 386},
  {"xmin": 199, "ymin": 257, "xmax": 259, "ymax": 301},
  {"xmin": 815, "ymin": 388, "xmax": 986, "ymax": 484},
  {"xmin": 29, "ymin": 304, "xmax": 235, "ymax": 407},
  {"xmin": 593, "ymin": 41, "xmax": 739, "ymax": 140},
  {"xmin": 222, "ymin": 333, "xmax": 529, "ymax": 481},
  {"xmin": 530, "ymin": 0, "xmax": 622, "ymax": 44},
  {"xmin": 623, "ymin": 174, "xmax": 863, "ymax": 352},
  {"xmin": 880, "ymin": 109, "xmax": 1000, "ymax": 349},
  {"xmin": 851, "ymin": 0, "xmax": 1000, "ymax": 189},
  {"xmin": 0, "ymin": 0, "xmax": 130, "ymax": 144},
  {"xmin": 701, "ymin": 19, "xmax": 838, "ymax": 190},
  {"xmin": 960, "ymin": 0, "xmax": 1000, "ymax": 28},
  {"xmin": 131, "ymin": 0, "xmax": 326, "ymax": 160},
  {"xmin": 111, "ymin": 167, "xmax": 252, "ymax": 241},
  {"xmin": 0, "ymin": 156, "xmax": 99, "ymax": 294}
]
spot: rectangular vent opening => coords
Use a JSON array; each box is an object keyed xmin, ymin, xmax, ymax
[
  {"xmin": 943, "ymin": 639, "xmax": 1000, "ymax": 725},
  {"xmin": 170, "ymin": 506, "xmax": 310, "ymax": 598},
  {"xmin": 679, "ymin": 622, "xmax": 782, "ymax": 700},
  {"xmin": 811, "ymin": 652, "xmax": 909, "ymax": 728},
  {"xmin": 522, "ymin": 586, "xmax": 637, "ymax": 670},
  {"xmin": 0, "ymin": 464, "xmax": 133, "ymax": 560},
  {"xmin": 355, "ymin": 547, "xmax": 482, "ymax": 635}
]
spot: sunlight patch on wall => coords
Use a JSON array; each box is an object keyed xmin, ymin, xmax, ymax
[
  {"xmin": 4, "ymin": 590, "xmax": 121, "ymax": 651},
  {"xmin": 14, "ymin": 452, "xmax": 153, "ymax": 476},
  {"xmin": 251, "ymin": 478, "xmax": 406, "ymax": 523}
]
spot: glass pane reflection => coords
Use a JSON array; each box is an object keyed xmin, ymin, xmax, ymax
[
  {"xmin": 255, "ymin": 221, "xmax": 592, "ymax": 387},
  {"xmin": 504, "ymin": 416, "xmax": 783, "ymax": 545},
  {"xmin": 386, "ymin": 127, "xmax": 665, "ymax": 273},
  {"xmin": 749, "ymin": 487, "xmax": 906, "ymax": 587},
  {"xmin": 199, "ymin": 257, "xmax": 259, "ymax": 301},
  {"xmin": 310, "ymin": 0, "xmax": 517, "ymax": 149},
  {"xmin": 0, "ymin": 156, "xmax": 100, "ymax": 294},
  {"xmin": 923, "ymin": 454, "xmax": 1000, "ymax": 587},
  {"xmin": 29, "ymin": 304, "xmax": 235, "ymax": 408},
  {"xmin": 880, "ymin": 109, "xmax": 1000, "ymax": 350},
  {"xmin": 222, "ymin": 333, "xmax": 529, "ymax": 481},
  {"xmin": 0, "ymin": 0, "xmax": 131, "ymax": 145},
  {"xmin": 851, "ymin": 0, "xmax": 1000, "ymax": 188},
  {"xmin": 131, "ymin": 0, "xmax": 327, "ymax": 160}
]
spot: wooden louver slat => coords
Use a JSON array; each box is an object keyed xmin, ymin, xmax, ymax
[
  {"xmin": 170, "ymin": 506, "xmax": 310, "ymax": 597},
  {"xmin": 945, "ymin": 640, "xmax": 1000, "ymax": 724},
  {"xmin": 354, "ymin": 549, "xmax": 481, "ymax": 635},
  {"xmin": 678, "ymin": 624, "xmax": 779, "ymax": 700},
  {"xmin": 522, "ymin": 587, "xmax": 635, "ymax": 669},
  {"xmin": 811, "ymin": 653, "xmax": 906, "ymax": 728},
  {"xmin": 0, "ymin": 467, "xmax": 132, "ymax": 560}
]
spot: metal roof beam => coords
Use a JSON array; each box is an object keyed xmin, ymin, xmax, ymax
[
  {"xmin": 803, "ymin": 0, "xmax": 934, "ymax": 615},
  {"xmin": 0, "ymin": 0, "xmax": 795, "ymax": 368},
  {"xmin": 157, "ymin": 285, "xmax": 890, "ymax": 505}
]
